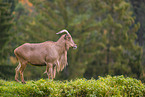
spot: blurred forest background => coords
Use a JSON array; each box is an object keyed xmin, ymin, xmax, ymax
[{"xmin": 0, "ymin": 0, "xmax": 145, "ymax": 82}]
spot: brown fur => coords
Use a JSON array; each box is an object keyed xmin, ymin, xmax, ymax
[{"xmin": 14, "ymin": 30, "xmax": 77, "ymax": 84}]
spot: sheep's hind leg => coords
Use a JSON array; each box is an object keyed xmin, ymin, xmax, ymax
[
  {"xmin": 15, "ymin": 62, "xmax": 21, "ymax": 82},
  {"xmin": 19, "ymin": 62, "xmax": 27, "ymax": 84}
]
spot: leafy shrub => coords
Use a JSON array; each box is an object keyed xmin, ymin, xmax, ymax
[{"xmin": 0, "ymin": 75, "xmax": 145, "ymax": 97}]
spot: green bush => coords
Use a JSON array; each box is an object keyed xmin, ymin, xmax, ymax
[{"xmin": 0, "ymin": 75, "xmax": 145, "ymax": 97}]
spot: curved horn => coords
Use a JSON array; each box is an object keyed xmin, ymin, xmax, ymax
[{"xmin": 56, "ymin": 29, "xmax": 70, "ymax": 35}]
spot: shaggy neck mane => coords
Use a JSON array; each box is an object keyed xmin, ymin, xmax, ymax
[{"xmin": 54, "ymin": 34, "xmax": 68, "ymax": 74}]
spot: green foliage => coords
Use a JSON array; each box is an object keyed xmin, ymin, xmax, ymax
[
  {"xmin": 0, "ymin": 65, "xmax": 15, "ymax": 80},
  {"xmin": 2, "ymin": 0, "xmax": 144, "ymax": 82},
  {"xmin": 0, "ymin": 0, "xmax": 13, "ymax": 60},
  {"xmin": 130, "ymin": 0, "xmax": 145, "ymax": 80},
  {"xmin": 84, "ymin": 0, "xmax": 142, "ymax": 79},
  {"xmin": 0, "ymin": 75, "xmax": 145, "ymax": 97}
]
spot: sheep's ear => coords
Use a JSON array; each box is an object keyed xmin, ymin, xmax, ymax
[
  {"xmin": 64, "ymin": 34, "xmax": 71, "ymax": 40},
  {"xmin": 64, "ymin": 34, "xmax": 68, "ymax": 40}
]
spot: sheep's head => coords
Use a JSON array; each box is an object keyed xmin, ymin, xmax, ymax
[{"xmin": 56, "ymin": 30, "xmax": 77, "ymax": 49}]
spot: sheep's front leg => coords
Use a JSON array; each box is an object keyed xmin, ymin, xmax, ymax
[
  {"xmin": 49, "ymin": 63, "xmax": 54, "ymax": 79},
  {"xmin": 46, "ymin": 63, "xmax": 53, "ymax": 79}
]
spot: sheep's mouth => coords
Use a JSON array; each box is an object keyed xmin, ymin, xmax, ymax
[{"xmin": 73, "ymin": 45, "xmax": 77, "ymax": 49}]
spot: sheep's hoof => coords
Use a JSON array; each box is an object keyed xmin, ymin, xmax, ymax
[
  {"xmin": 22, "ymin": 81, "xmax": 26, "ymax": 84},
  {"xmin": 15, "ymin": 79, "xmax": 20, "ymax": 82}
]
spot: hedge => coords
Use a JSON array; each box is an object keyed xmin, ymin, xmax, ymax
[{"xmin": 0, "ymin": 75, "xmax": 145, "ymax": 97}]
